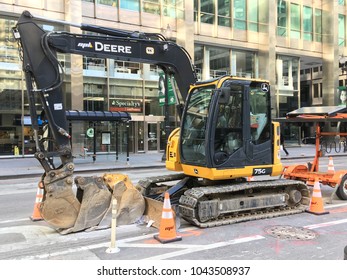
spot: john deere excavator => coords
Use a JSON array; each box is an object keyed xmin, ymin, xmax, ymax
[{"xmin": 12, "ymin": 11, "xmax": 310, "ymax": 233}]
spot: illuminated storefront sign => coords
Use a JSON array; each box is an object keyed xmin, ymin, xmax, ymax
[{"xmin": 109, "ymin": 99, "xmax": 142, "ymax": 112}]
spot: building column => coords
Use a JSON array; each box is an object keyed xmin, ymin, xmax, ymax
[
  {"xmin": 202, "ymin": 46, "xmax": 210, "ymax": 80},
  {"xmin": 258, "ymin": 0, "xmax": 277, "ymax": 117},
  {"xmin": 65, "ymin": 0, "xmax": 84, "ymax": 156},
  {"xmin": 322, "ymin": 1, "xmax": 339, "ymax": 106},
  {"xmin": 176, "ymin": 0, "xmax": 194, "ymax": 61},
  {"xmin": 65, "ymin": 0, "xmax": 83, "ymax": 111}
]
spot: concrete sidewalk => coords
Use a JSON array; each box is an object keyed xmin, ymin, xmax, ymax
[
  {"xmin": 0, "ymin": 152, "xmax": 165, "ymax": 179},
  {"xmin": 0, "ymin": 144, "xmax": 346, "ymax": 179}
]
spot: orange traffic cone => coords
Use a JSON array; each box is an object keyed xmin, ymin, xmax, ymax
[
  {"xmin": 328, "ymin": 157, "xmax": 335, "ymax": 173},
  {"xmin": 306, "ymin": 179, "xmax": 329, "ymax": 215},
  {"xmin": 30, "ymin": 183, "xmax": 44, "ymax": 221},
  {"xmin": 154, "ymin": 192, "xmax": 182, "ymax": 243}
]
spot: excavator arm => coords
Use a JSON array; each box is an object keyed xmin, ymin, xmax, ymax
[{"xmin": 12, "ymin": 10, "xmax": 197, "ymax": 233}]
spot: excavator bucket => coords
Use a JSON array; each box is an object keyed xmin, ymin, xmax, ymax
[
  {"xmin": 102, "ymin": 173, "xmax": 167, "ymax": 229},
  {"xmin": 101, "ymin": 174, "xmax": 146, "ymax": 226},
  {"xmin": 142, "ymin": 197, "xmax": 180, "ymax": 230},
  {"xmin": 60, "ymin": 174, "xmax": 147, "ymax": 234},
  {"xmin": 39, "ymin": 169, "xmax": 170, "ymax": 234},
  {"xmin": 40, "ymin": 177, "xmax": 81, "ymax": 229},
  {"xmin": 66, "ymin": 176, "xmax": 113, "ymax": 233},
  {"xmin": 40, "ymin": 164, "xmax": 81, "ymax": 230},
  {"xmin": 143, "ymin": 197, "xmax": 165, "ymax": 229}
]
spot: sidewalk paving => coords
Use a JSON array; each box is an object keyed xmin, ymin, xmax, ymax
[
  {"xmin": 0, "ymin": 144, "xmax": 346, "ymax": 179},
  {"xmin": 0, "ymin": 152, "xmax": 165, "ymax": 179}
]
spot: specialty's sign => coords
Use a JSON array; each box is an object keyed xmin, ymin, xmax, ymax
[{"xmin": 109, "ymin": 99, "xmax": 143, "ymax": 112}]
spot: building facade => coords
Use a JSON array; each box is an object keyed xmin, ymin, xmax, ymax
[{"xmin": 0, "ymin": 0, "xmax": 346, "ymax": 157}]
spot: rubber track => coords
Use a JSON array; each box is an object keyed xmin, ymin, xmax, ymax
[{"xmin": 178, "ymin": 179, "xmax": 310, "ymax": 228}]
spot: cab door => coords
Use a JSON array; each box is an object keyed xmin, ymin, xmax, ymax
[{"xmin": 211, "ymin": 80, "xmax": 273, "ymax": 168}]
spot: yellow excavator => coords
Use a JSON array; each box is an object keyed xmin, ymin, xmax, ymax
[{"xmin": 12, "ymin": 11, "xmax": 310, "ymax": 233}]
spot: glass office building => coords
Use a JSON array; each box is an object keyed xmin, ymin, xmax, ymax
[{"xmin": 0, "ymin": 0, "xmax": 346, "ymax": 157}]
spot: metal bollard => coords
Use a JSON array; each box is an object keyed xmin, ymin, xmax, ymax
[
  {"xmin": 105, "ymin": 198, "xmax": 120, "ymax": 254},
  {"xmin": 344, "ymin": 245, "xmax": 347, "ymax": 260}
]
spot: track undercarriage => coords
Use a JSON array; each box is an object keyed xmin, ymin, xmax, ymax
[{"xmin": 137, "ymin": 175, "xmax": 311, "ymax": 228}]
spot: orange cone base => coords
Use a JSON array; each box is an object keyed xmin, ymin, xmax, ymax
[
  {"xmin": 153, "ymin": 234, "xmax": 182, "ymax": 244},
  {"xmin": 30, "ymin": 217, "xmax": 43, "ymax": 221},
  {"xmin": 305, "ymin": 209, "xmax": 329, "ymax": 215},
  {"xmin": 30, "ymin": 215, "xmax": 43, "ymax": 221}
]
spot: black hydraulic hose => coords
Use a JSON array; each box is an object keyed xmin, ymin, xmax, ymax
[{"xmin": 40, "ymin": 32, "xmax": 64, "ymax": 93}]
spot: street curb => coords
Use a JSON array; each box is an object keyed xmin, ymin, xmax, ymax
[{"xmin": 0, "ymin": 164, "xmax": 165, "ymax": 180}]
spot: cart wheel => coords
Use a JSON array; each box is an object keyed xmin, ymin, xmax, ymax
[{"xmin": 336, "ymin": 174, "xmax": 347, "ymax": 200}]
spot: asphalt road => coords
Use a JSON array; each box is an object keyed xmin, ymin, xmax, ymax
[{"xmin": 0, "ymin": 161, "xmax": 347, "ymax": 261}]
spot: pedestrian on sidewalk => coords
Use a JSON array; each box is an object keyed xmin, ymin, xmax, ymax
[{"xmin": 280, "ymin": 133, "xmax": 289, "ymax": 156}]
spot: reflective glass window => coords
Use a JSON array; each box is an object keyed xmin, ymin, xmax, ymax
[
  {"xmin": 143, "ymin": 0, "xmax": 160, "ymax": 14},
  {"xmin": 290, "ymin": 3, "xmax": 300, "ymax": 39},
  {"xmin": 201, "ymin": 0, "xmax": 215, "ymax": 24},
  {"xmin": 248, "ymin": 0, "xmax": 258, "ymax": 32},
  {"xmin": 120, "ymin": 0, "xmax": 139, "ymax": 11},
  {"xmin": 231, "ymin": 51, "xmax": 254, "ymax": 78},
  {"xmin": 234, "ymin": 0, "xmax": 246, "ymax": 30},
  {"xmin": 218, "ymin": 0, "xmax": 231, "ymax": 27},
  {"xmin": 315, "ymin": 9, "xmax": 322, "ymax": 42},
  {"xmin": 97, "ymin": 0, "xmax": 117, "ymax": 5},
  {"xmin": 339, "ymin": 14, "xmax": 346, "ymax": 46},
  {"xmin": 277, "ymin": 0, "xmax": 287, "ymax": 36},
  {"xmin": 209, "ymin": 47, "xmax": 230, "ymax": 78},
  {"xmin": 303, "ymin": 6, "xmax": 313, "ymax": 41}
]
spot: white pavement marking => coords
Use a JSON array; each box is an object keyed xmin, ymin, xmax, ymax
[
  {"xmin": 325, "ymin": 202, "xmax": 347, "ymax": 209},
  {"xmin": 0, "ymin": 218, "xmax": 29, "ymax": 225},
  {"xmin": 304, "ymin": 218, "xmax": 347, "ymax": 230},
  {"xmin": 12, "ymin": 226, "xmax": 197, "ymax": 260},
  {"xmin": 3, "ymin": 202, "xmax": 347, "ymax": 260},
  {"xmin": 0, "ymin": 189, "xmax": 36, "ymax": 196},
  {"xmin": 141, "ymin": 235, "xmax": 266, "ymax": 260}
]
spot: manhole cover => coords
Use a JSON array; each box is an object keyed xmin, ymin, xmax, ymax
[{"xmin": 265, "ymin": 225, "xmax": 317, "ymax": 240}]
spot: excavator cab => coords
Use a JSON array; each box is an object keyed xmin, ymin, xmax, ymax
[{"xmin": 167, "ymin": 76, "xmax": 283, "ymax": 181}]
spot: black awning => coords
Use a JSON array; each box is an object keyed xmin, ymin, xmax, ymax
[
  {"xmin": 286, "ymin": 106, "xmax": 347, "ymax": 118},
  {"xmin": 66, "ymin": 110, "xmax": 131, "ymax": 122}
]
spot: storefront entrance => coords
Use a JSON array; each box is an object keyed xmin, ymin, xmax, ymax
[{"xmin": 131, "ymin": 116, "xmax": 165, "ymax": 153}]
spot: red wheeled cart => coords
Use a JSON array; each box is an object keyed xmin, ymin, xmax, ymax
[{"xmin": 277, "ymin": 106, "xmax": 347, "ymax": 201}]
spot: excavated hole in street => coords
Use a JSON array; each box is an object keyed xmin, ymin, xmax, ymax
[{"xmin": 264, "ymin": 225, "xmax": 317, "ymax": 240}]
